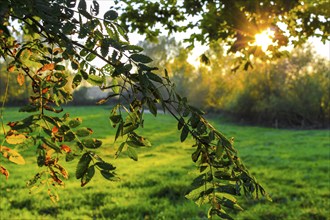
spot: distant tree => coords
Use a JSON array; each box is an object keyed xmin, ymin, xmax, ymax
[
  {"xmin": 0, "ymin": 62, "xmax": 31, "ymax": 105},
  {"xmin": 0, "ymin": 0, "xmax": 328, "ymax": 219}
]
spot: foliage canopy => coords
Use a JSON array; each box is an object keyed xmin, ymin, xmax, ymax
[
  {"xmin": 117, "ymin": 0, "xmax": 329, "ymax": 65},
  {"xmin": 0, "ymin": 0, "xmax": 328, "ymax": 219}
]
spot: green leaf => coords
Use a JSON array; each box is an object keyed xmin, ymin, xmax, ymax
[
  {"xmin": 126, "ymin": 140, "xmax": 142, "ymax": 147},
  {"xmin": 146, "ymin": 71, "xmax": 163, "ymax": 83},
  {"xmin": 80, "ymin": 9, "xmax": 93, "ymax": 19},
  {"xmin": 76, "ymin": 152, "xmax": 92, "ymax": 179},
  {"xmin": 81, "ymin": 165, "xmax": 95, "ymax": 186},
  {"xmin": 63, "ymin": 20, "xmax": 75, "ymax": 34},
  {"xmin": 80, "ymin": 49, "xmax": 88, "ymax": 57},
  {"xmin": 66, "ymin": 152, "xmax": 75, "ymax": 162},
  {"xmin": 215, "ymin": 184, "xmax": 240, "ymax": 196},
  {"xmin": 82, "ymin": 138, "xmax": 102, "ymax": 149},
  {"xmin": 115, "ymin": 142, "xmax": 125, "ymax": 158},
  {"xmin": 104, "ymin": 10, "xmax": 118, "ymax": 21},
  {"xmin": 113, "ymin": 64, "xmax": 132, "ymax": 76},
  {"xmin": 116, "ymin": 25, "xmax": 129, "ymax": 41},
  {"xmin": 130, "ymin": 54, "xmax": 153, "ymax": 63},
  {"xmin": 180, "ymin": 125, "xmax": 189, "ymax": 142},
  {"xmin": 215, "ymin": 192, "xmax": 243, "ymax": 211},
  {"xmin": 80, "ymin": 70, "xmax": 88, "ymax": 80},
  {"xmin": 68, "ymin": 118, "xmax": 82, "ymax": 128},
  {"xmin": 185, "ymin": 185, "xmax": 211, "ymax": 206},
  {"xmin": 127, "ymin": 133, "xmax": 151, "ymax": 147},
  {"xmin": 200, "ymin": 53, "xmax": 210, "ymax": 65},
  {"xmin": 123, "ymin": 45, "xmax": 144, "ymax": 53},
  {"xmin": 190, "ymin": 114, "xmax": 200, "ymax": 129},
  {"xmin": 146, "ymin": 99, "xmax": 157, "ymax": 116},
  {"xmin": 214, "ymin": 130, "xmax": 236, "ymax": 153},
  {"xmin": 215, "ymin": 144, "xmax": 225, "ymax": 158},
  {"xmin": 78, "ymin": 0, "xmax": 86, "ymax": 11},
  {"xmin": 72, "ymin": 74, "xmax": 82, "ymax": 89},
  {"xmin": 64, "ymin": 131, "xmax": 75, "ymax": 142},
  {"xmin": 127, "ymin": 146, "xmax": 138, "ymax": 161},
  {"xmin": 101, "ymin": 38, "xmax": 110, "ymax": 57},
  {"xmin": 115, "ymin": 122, "xmax": 123, "ymax": 141},
  {"xmin": 182, "ymin": 108, "xmax": 190, "ymax": 117},
  {"xmin": 71, "ymin": 60, "xmax": 79, "ymax": 70},
  {"xmin": 214, "ymin": 171, "xmax": 237, "ymax": 181},
  {"xmin": 100, "ymin": 170, "xmax": 118, "ymax": 181},
  {"xmin": 208, "ymin": 208, "xmax": 234, "ymax": 220},
  {"xmin": 75, "ymin": 127, "xmax": 92, "ymax": 137},
  {"xmin": 90, "ymin": 0, "xmax": 99, "ymax": 15},
  {"xmin": 41, "ymin": 138, "xmax": 61, "ymax": 152},
  {"xmin": 178, "ymin": 117, "xmax": 185, "ymax": 130},
  {"xmin": 86, "ymin": 52, "xmax": 97, "ymax": 61},
  {"xmin": 95, "ymin": 162, "xmax": 116, "ymax": 171},
  {"xmin": 55, "ymin": 65, "xmax": 65, "ymax": 71},
  {"xmin": 122, "ymin": 124, "xmax": 139, "ymax": 135},
  {"xmin": 111, "ymin": 78, "xmax": 120, "ymax": 94},
  {"xmin": 110, "ymin": 115, "xmax": 122, "ymax": 124},
  {"xmin": 87, "ymin": 74, "xmax": 104, "ymax": 86},
  {"xmin": 192, "ymin": 147, "xmax": 202, "ymax": 162}
]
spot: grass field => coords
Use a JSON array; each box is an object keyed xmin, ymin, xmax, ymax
[{"xmin": 0, "ymin": 106, "xmax": 329, "ymax": 220}]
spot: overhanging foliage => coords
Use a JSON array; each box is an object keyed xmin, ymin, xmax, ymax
[{"xmin": 0, "ymin": 0, "xmax": 328, "ymax": 219}]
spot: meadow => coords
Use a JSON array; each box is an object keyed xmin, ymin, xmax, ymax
[{"xmin": 0, "ymin": 106, "xmax": 329, "ymax": 220}]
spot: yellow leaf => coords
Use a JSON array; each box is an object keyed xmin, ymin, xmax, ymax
[
  {"xmin": 46, "ymin": 149, "xmax": 55, "ymax": 159},
  {"xmin": 5, "ymin": 133, "xmax": 27, "ymax": 144},
  {"xmin": 9, "ymin": 152, "xmax": 26, "ymax": 165},
  {"xmin": 54, "ymin": 164, "xmax": 69, "ymax": 179},
  {"xmin": 17, "ymin": 72, "xmax": 25, "ymax": 86},
  {"xmin": 1, "ymin": 146, "xmax": 25, "ymax": 165},
  {"xmin": 48, "ymin": 189, "xmax": 59, "ymax": 203}
]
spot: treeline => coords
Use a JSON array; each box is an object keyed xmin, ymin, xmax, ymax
[{"xmin": 140, "ymin": 37, "xmax": 330, "ymax": 128}]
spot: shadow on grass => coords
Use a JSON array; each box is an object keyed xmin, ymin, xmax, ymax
[{"xmin": 149, "ymin": 184, "xmax": 191, "ymax": 204}]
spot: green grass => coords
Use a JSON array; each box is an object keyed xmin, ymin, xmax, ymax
[{"xmin": 0, "ymin": 106, "xmax": 329, "ymax": 220}]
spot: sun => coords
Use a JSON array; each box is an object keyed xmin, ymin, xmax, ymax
[{"xmin": 254, "ymin": 28, "xmax": 275, "ymax": 52}]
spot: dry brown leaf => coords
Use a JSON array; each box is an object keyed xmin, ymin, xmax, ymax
[
  {"xmin": 52, "ymin": 126, "xmax": 59, "ymax": 134},
  {"xmin": 55, "ymin": 164, "xmax": 69, "ymax": 179},
  {"xmin": 42, "ymin": 87, "xmax": 49, "ymax": 94},
  {"xmin": 7, "ymin": 65, "xmax": 15, "ymax": 72},
  {"xmin": 60, "ymin": 144, "xmax": 71, "ymax": 153},
  {"xmin": 17, "ymin": 72, "xmax": 25, "ymax": 86},
  {"xmin": 0, "ymin": 166, "xmax": 9, "ymax": 180},
  {"xmin": 38, "ymin": 63, "xmax": 55, "ymax": 73},
  {"xmin": 53, "ymin": 48, "xmax": 63, "ymax": 53}
]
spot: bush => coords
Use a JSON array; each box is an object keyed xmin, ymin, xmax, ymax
[{"xmin": 226, "ymin": 46, "xmax": 330, "ymax": 128}]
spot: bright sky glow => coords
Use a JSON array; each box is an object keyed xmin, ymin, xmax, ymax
[{"xmin": 254, "ymin": 28, "xmax": 275, "ymax": 52}]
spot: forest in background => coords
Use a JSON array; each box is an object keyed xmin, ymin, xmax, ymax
[{"xmin": 1, "ymin": 37, "xmax": 329, "ymax": 128}]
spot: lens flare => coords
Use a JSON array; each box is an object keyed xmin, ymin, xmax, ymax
[{"xmin": 254, "ymin": 28, "xmax": 275, "ymax": 52}]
